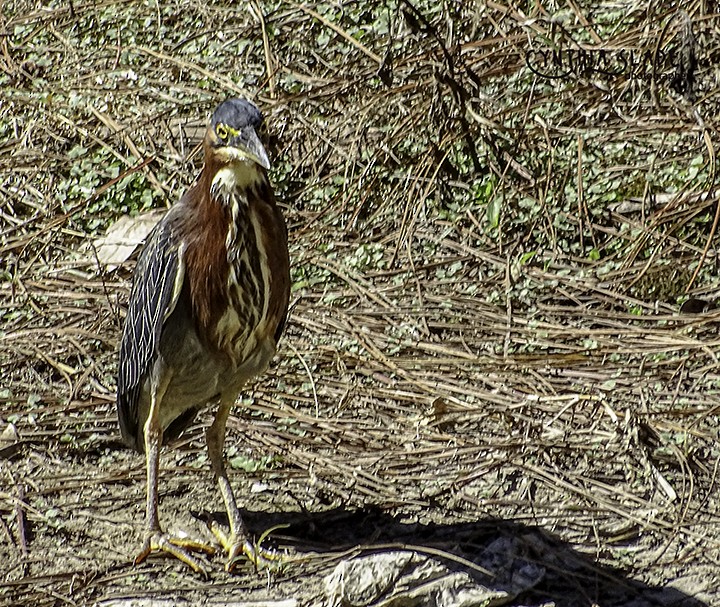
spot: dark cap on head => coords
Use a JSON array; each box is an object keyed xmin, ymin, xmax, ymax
[{"xmin": 211, "ymin": 98, "xmax": 264, "ymax": 130}]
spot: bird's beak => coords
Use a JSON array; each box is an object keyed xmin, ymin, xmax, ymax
[{"xmin": 227, "ymin": 128, "xmax": 271, "ymax": 170}]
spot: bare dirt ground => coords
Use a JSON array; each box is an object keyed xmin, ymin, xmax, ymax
[{"xmin": 2, "ymin": 2, "xmax": 720, "ymax": 606}]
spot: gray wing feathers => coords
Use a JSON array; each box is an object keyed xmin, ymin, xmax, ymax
[{"xmin": 117, "ymin": 218, "xmax": 185, "ymax": 450}]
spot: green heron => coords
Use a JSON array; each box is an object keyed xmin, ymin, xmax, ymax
[{"xmin": 117, "ymin": 98, "xmax": 290, "ymax": 574}]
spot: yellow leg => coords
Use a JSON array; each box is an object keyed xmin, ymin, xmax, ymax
[
  {"xmin": 206, "ymin": 394, "xmax": 281, "ymax": 571},
  {"xmin": 207, "ymin": 396, "xmax": 247, "ymax": 570},
  {"xmin": 135, "ymin": 378, "xmax": 214, "ymax": 575}
]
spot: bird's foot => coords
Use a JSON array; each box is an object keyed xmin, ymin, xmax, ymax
[
  {"xmin": 135, "ymin": 530, "xmax": 215, "ymax": 576},
  {"xmin": 209, "ymin": 521, "xmax": 285, "ymax": 572}
]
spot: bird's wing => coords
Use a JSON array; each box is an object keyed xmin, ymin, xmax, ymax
[{"xmin": 116, "ymin": 215, "xmax": 186, "ymax": 451}]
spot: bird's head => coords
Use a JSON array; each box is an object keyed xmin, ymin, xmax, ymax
[{"xmin": 205, "ymin": 98, "xmax": 271, "ymax": 192}]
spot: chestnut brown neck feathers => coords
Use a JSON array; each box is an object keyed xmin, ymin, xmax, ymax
[{"xmin": 178, "ymin": 140, "xmax": 289, "ymax": 360}]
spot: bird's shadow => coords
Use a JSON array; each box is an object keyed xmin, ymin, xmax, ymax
[{"xmin": 200, "ymin": 506, "xmax": 706, "ymax": 607}]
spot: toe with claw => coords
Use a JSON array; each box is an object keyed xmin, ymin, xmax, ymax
[
  {"xmin": 209, "ymin": 521, "xmax": 284, "ymax": 572},
  {"xmin": 135, "ymin": 530, "xmax": 215, "ymax": 576}
]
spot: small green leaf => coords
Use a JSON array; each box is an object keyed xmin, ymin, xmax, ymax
[{"xmin": 486, "ymin": 196, "xmax": 500, "ymax": 229}]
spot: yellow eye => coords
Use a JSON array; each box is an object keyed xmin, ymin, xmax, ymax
[{"xmin": 216, "ymin": 123, "xmax": 229, "ymax": 141}]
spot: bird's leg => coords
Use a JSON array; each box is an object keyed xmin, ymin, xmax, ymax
[
  {"xmin": 142, "ymin": 414, "xmax": 162, "ymax": 533},
  {"xmin": 206, "ymin": 396, "xmax": 248, "ymax": 568},
  {"xmin": 135, "ymin": 381, "xmax": 214, "ymax": 575},
  {"xmin": 207, "ymin": 395, "xmax": 278, "ymax": 571}
]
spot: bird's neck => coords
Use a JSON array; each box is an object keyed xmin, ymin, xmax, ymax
[
  {"xmin": 183, "ymin": 159, "xmax": 278, "ymax": 356},
  {"xmin": 209, "ymin": 161, "xmax": 265, "ymax": 199}
]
